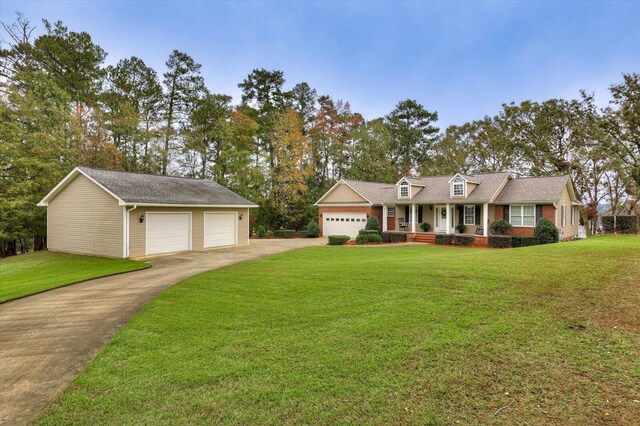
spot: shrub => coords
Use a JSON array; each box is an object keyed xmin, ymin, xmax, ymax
[
  {"xmin": 256, "ymin": 225, "xmax": 266, "ymax": 238},
  {"xmin": 381, "ymin": 232, "xmax": 407, "ymax": 243},
  {"xmin": 365, "ymin": 216, "xmax": 381, "ymax": 231},
  {"xmin": 273, "ymin": 230, "xmax": 284, "ymax": 238},
  {"xmin": 601, "ymin": 215, "xmax": 639, "ymax": 234},
  {"xmin": 420, "ymin": 222, "xmax": 431, "ymax": 232},
  {"xmin": 511, "ymin": 236, "xmax": 539, "ymax": 248},
  {"xmin": 328, "ymin": 235, "xmax": 350, "ymax": 245},
  {"xmin": 456, "ymin": 223, "xmax": 466, "ymax": 234},
  {"xmin": 488, "ymin": 235, "xmax": 512, "ymax": 248},
  {"xmin": 296, "ymin": 230, "xmax": 308, "ymax": 238},
  {"xmin": 490, "ymin": 219, "xmax": 512, "ymax": 235},
  {"xmin": 534, "ymin": 218, "xmax": 559, "ymax": 244},
  {"xmin": 453, "ymin": 235, "xmax": 475, "ymax": 246},
  {"xmin": 435, "ymin": 234, "xmax": 454, "ymax": 245},
  {"xmin": 307, "ymin": 220, "xmax": 320, "ymax": 238},
  {"xmin": 359, "ymin": 229, "xmax": 380, "ymax": 236},
  {"xmin": 355, "ymin": 233, "xmax": 382, "ymax": 244}
]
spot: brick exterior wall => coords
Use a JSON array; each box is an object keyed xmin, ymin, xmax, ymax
[
  {"xmin": 318, "ymin": 205, "xmax": 383, "ymax": 235},
  {"xmin": 494, "ymin": 204, "xmax": 556, "ymax": 237}
]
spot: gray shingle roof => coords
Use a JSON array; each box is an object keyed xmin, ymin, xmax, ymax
[
  {"xmin": 494, "ymin": 175, "xmax": 570, "ymax": 203},
  {"xmin": 79, "ymin": 167, "xmax": 257, "ymax": 207},
  {"xmin": 405, "ymin": 172, "xmax": 510, "ymax": 203},
  {"xmin": 341, "ymin": 179, "xmax": 397, "ymax": 204}
]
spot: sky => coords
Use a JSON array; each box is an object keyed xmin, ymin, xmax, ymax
[{"xmin": 2, "ymin": 1, "xmax": 639, "ymax": 127}]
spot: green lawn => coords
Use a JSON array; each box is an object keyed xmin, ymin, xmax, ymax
[
  {"xmin": 0, "ymin": 251, "xmax": 149, "ymax": 303},
  {"xmin": 38, "ymin": 236, "xmax": 639, "ymax": 425}
]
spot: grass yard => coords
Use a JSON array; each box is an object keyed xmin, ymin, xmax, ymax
[
  {"xmin": 38, "ymin": 236, "xmax": 639, "ymax": 425},
  {"xmin": 0, "ymin": 251, "xmax": 149, "ymax": 303}
]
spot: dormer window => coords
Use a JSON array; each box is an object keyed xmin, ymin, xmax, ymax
[
  {"xmin": 452, "ymin": 177, "xmax": 465, "ymax": 196},
  {"xmin": 399, "ymin": 181, "xmax": 409, "ymax": 198}
]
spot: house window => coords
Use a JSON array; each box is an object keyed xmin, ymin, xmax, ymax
[
  {"xmin": 464, "ymin": 205, "xmax": 475, "ymax": 225},
  {"xmin": 561, "ymin": 205, "xmax": 566, "ymax": 227},
  {"xmin": 510, "ymin": 205, "xmax": 535, "ymax": 227},
  {"xmin": 399, "ymin": 181, "xmax": 409, "ymax": 198},
  {"xmin": 452, "ymin": 178, "xmax": 464, "ymax": 196},
  {"xmin": 387, "ymin": 206, "xmax": 396, "ymax": 217}
]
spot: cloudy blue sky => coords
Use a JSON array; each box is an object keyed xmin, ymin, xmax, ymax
[{"xmin": 2, "ymin": 1, "xmax": 639, "ymax": 127}]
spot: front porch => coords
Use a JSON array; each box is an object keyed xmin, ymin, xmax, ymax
[{"xmin": 382, "ymin": 203, "xmax": 494, "ymax": 237}]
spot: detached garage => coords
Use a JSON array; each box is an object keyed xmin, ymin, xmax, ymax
[{"xmin": 38, "ymin": 167, "xmax": 257, "ymax": 258}]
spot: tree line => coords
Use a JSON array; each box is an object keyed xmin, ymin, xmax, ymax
[{"xmin": 1, "ymin": 14, "xmax": 638, "ymax": 257}]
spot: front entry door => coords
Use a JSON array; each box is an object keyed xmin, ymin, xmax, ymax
[{"xmin": 434, "ymin": 205, "xmax": 452, "ymax": 233}]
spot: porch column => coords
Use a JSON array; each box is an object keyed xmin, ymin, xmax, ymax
[
  {"xmin": 382, "ymin": 204, "xmax": 388, "ymax": 232},
  {"xmin": 445, "ymin": 203, "xmax": 450, "ymax": 234},
  {"xmin": 483, "ymin": 203, "xmax": 489, "ymax": 237},
  {"xmin": 411, "ymin": 204, "xmax": 417, "ymax": 232}
]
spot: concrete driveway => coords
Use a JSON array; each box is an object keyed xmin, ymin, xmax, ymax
[{"xmin": 0, "ymin": 238, "xmax": 325, "ymax": 425}]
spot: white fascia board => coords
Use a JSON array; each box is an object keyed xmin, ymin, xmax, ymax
[
  {"xmin": 314, "ymin": 179, "xmax": 373, "ymax": 205},
  {"xmin": 123, "ymin": 203, "xmax": 257, "ymax": 208}
]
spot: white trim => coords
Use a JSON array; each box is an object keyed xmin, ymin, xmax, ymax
[
  {"xmin": 509, "ymin": 204, "xmax": 536, "ymax": 227},
  {"xmin": 387, "ymin": 206, "xmax": 396, "ymax": 217},
  {"xmin": 145, "ymin": 211, "xmax": 193, "ymax": 256},
  {"xmin": 451, "ymin": 177, "xmax": 466, "ymax": 197},
  {"xmin": 314, "ymin": 203, "xmax": 372, "ymax": 207},
  {"xmin": 445, "ymin": 203, "xmax": 450, "ymax": 234},
  {"xmin": 124, "ymin": 203, "xmax": 256, "ymax": 208},
  {"xmin": 382, "ymin": 205, "xmax": 388, "ymax": 232},
  {"xmin": 394, "ymin": 177, "xmax": 425, "ymax": 187},
  {"xmin": 203, "ymin": 211, "xmax": 238, "ymax": 248},
  {"xmin": 463, "ymin": 205, "xmax": 476, "ymax": 225},
  {"xmin": 124, "ymin": 205, "xmax": 137, "ymax": 258},
  {"xmin": 447, "ymin": 173, "xmax": 479, "ymax": 185},
  {"xmin": 314, "ymin": 179, "xmax": 373, "ymax": 205},
  {"xmin": 411, "ymin": 204, "xmax": 416, "ymax": 232},
  {"xmin": 483, "ymin": 203, "xmax": 489, "ymax": 237},
  {"xmin": 561, "ymin": 205, "xmax": 566, "ymax": 227},
  {"xmin": 38, "ymin": 167, "xmax": 125, "ymax": 206}
]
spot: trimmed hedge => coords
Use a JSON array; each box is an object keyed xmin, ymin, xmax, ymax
[
  {"xmin": 359, "ymin": 229, "xmax": 381, "ymax": 236},
  {"xmin": 296, "ymin": 230, "xmax": 308, "ymax": 238},
  {"xmin": 489, "ymin": 235, "xmax": 512, "ymax": 248},
  {"xmin": 435, "ymin": 234, "xmax": 454, "ymax": 245},
  {"xmin": 490, "ymin": 219, "xmax": 512, "ymax": 235},
  {"xmin": 602, "ymin": 215, "xmax": 639, "ymax": 234},
  {"xmin": 355, "ymin": 233, "xmax": 382, "ymax": 244},
  {"xmin": 511, "ymin": 236, "xmax": 539, "ymax": 247},
  {"xmin": 453, "ymin": 235, "xmax": 475, "ymax": 246},
  {"xmin": 274, "ymin": 229, "xmax": 295, "ymax": 239},
  {"xmin": 328, "ymin": 235, "xmax": 350, "ymax": 245},
  {"xmin": 381, "ymin": 232, "xmax": 407, "ymax": 243},
  {"xmin": 534, "ymin": 218, "xmax": 559, "ymax": 244}
]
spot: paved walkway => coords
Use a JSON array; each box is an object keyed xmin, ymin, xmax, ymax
[{"xmin": 0, "ymin": 238, "xmax": 325, "ymax": 425}]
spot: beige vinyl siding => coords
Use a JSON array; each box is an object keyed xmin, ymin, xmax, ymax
[
  {"xmin": 466, "ymin": 182, "xmax": 478, "ymax": 197},
  {"xmin": 558, "ymin": 185, "xmax": 579, "ymax": 239},
  {"xmin": 47, "ymin": 174, "xmax": 123, "ymax": 257},
  {"xmin": 322, "ymin": 183, "xmax": 368, "ymax": 203},
  {"xmin": 410, "ymin": 185, "xmax": 423, "ymax": 198},
  {"xmin": 128, "ymin": 207, "xmax": 249, "ymax": 258}
]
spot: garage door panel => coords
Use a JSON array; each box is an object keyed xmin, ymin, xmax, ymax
[
  {"xmin": 204, "ymin": 212, "xmax": 236, "ymax": 248},
  {"xmin": 323, "ymin": 212, "xmax": 367, "ymax": 238},
  {"xmin": 146, "ymin": 213, "xmax": 191, "ymax": 255}
]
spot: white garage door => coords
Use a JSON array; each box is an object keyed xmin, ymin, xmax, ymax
[
  {"xmin": 146, "ymin": 213, "xmax": 191, "ymax": 255},
  {"xmin": 204, "ymin": 212, "xmax": 237, "ymax": 248},
  {"xmin": 323, "ymin": 212, "xmax": 367, "ymax": 238}
]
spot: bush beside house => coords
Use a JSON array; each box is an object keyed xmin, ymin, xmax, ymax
[
  {"xmin": 328, "ymin": 235, "xmax": 350, "ymax": 245},
  {"xmin": 381, "ymin": 232, "xmax": 407, "ymax": 243},
  {"xmin": 307, "ymin": 221, "xmax": 320, "ymax": 238},
  {"xmin": 490, "ymin": 219, "xmax": 512, "ymax": 235},
  {"xmin": 365, "ymin": 216, "xmax": 381, "ymax": 231},
  {"xmin": 534, "ymin": 218, "xmax": 559, "ymax": 244},
  {"xmin": 355, "ymin": 233, "xmax": 382, "ymax": 244},
  {"xmin": 435, "ymin": 234, "xmax": 454, "ymax": 245},
  {"xmin": 489, "ymin": 235, "xmax": 512, "ymax": 248}
]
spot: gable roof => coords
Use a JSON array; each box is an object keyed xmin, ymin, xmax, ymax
[
  {"xmin": 38, "ymin": 167, "xmax": 258, "ymax": 207},
  {"xmin": 493, "ymin": 175, "xmax": 576, "ymax": 204}
]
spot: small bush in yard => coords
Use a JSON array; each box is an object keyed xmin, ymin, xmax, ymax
[
  {"xmin": 355, "ymin": 233, "xmax": 382, "ymax": 244},
  {"xmin": 359, "ymin": 229, "xmax": 380, "ymax": 236},
  {"xmin": 256, "ymin": 225, "xmax": 267, "ymax": 238},
  {"xmin": 328, "ymin": 235, "xmax": 350, "ymax": 245},
  {"xmin": 534, "ymin": 218, "xmax": 559, "ymax": 244},
  {"xmin": 307, "ymin": 221, "xmax": 320, "ymax": 238},
  {"xmin": 489, "ymin": 235, "xmax": 512, "ymax": 248},
  {"xmin": 435, "ymin": 234, "xmax": 454, "ymax": 245},
  {"xmin": 490, "ymin": 219, "xmax": 512, "ymax": 235},
  {"xmin": 453, "ymin": 235, "xmax": 475, "ymax": 246},
  {"xmin": 381, "ymin": 232, "xmax": 407, "ymax": 243},
  {"xmin": 365, "ymin": 216, "xmax": 381, "ymax": 231}
]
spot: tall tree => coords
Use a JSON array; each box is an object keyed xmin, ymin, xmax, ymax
[
  {"xmin": 288, "ymin": 82, "xmax": 317, "ymax": 130},
  {"xmin": 600, "ymin": 73, "xmax": 640, "ymax": 197},
  {"xmin": 161, "ymin": 50, "xmax": 205, "ymax": 174},
  {"xmin": 385, "ymin": 99, "xmax": 439, "ymax": 178},
  {"xmin": 102, "ymin": 56, "xmax": 163, "ymax": 172},
  {"xmin": 347, "ymin": 118, "xmax": 395, "ymax": 183}
]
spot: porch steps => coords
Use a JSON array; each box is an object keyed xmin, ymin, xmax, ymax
[{"xmin": 412, "ymin": 233, "xmax": 435, "ymax": 244}]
